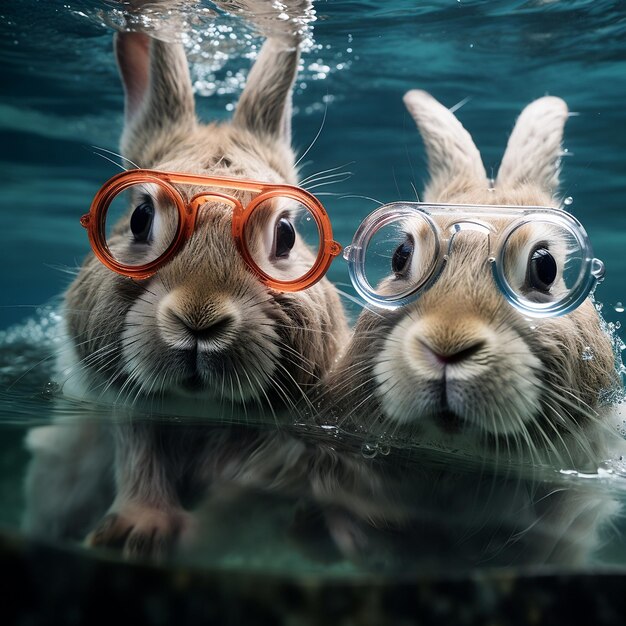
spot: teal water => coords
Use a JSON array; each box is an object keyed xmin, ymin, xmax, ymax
[{"xmin": 1, "ymin": 0, "xmax": 626, "ymax": 577}]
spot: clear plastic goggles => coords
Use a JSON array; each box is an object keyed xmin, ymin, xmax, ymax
[{"xmin": 343, "ymin": 202, "xmax": 605, "ymax": 317}]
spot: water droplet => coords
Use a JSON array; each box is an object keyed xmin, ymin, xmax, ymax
[
  {"xmin": 342, "ymin": 245, "xmax": 353, "ymax": 261},
  {"xmin": 379, "ymin": 444, "xmax": 391, "ymax": 456},
  {"xmin": 41, "ymin": 381, "xmax": 60, "ymax": 400},
  {"xmin": 581, "ymin": 347, "xmax": 595, "ymax": 361},
  {"xmin": 595, "ymin": 301, "xmax": 604, "ymax": 312},
  {"xmin": 616, "ymin": 321, "xmax": 622, "ymax": 330},
  {"xmin": 591, "ymin": 258, "xmax": 606, "ymax": 281},
  {"xmin": 487, "ymin": 256, "xmax": 496, "ymax": 264},
  {"xmin": 529, "ymin": 324, "xmax": 537, "ymax": 331},
  {"xmin": 361, "ymin": 442, "xmax": 378, "ymax": 459},
  {"xmin": 563, "ymin": 196, "xmax": 573, "ymax": 206},
  {"xmin": 615, "ymin": 302, "xmax": 624, "ymax": 313}
]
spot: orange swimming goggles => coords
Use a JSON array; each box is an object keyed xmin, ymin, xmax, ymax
[{"xmin": 80, "ymin": 169, "xmax": 342, "ymax": 292}]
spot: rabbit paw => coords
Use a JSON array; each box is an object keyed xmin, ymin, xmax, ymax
[{"xmin": 86, "ymin": 502, "xmax": 193, "ymax": 560}]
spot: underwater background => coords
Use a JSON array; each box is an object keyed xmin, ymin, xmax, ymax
[{"xmin": 0, "ymin": 0, "xmax": 626, "ymax": 581}]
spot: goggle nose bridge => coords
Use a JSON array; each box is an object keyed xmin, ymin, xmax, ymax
[
  {"xmin": 442, "ymin": 220, "xmax": 497, "ymax": 262},
  {"xmin": 189, "ymin": 192, "xmax": 240, "ymax": 214}
]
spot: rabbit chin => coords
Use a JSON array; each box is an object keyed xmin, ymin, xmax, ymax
[
  {"xmin": 118, "ymin": 280, "xmax": 281, "ymax": 403},
  {"xmin": 372, "ymin": 314, "xmax": 543, "ymax": 443}
]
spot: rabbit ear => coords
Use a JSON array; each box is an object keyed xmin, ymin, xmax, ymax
[
  {"xmin": 232, "ymin": 38, "xmax": 299, "ymax": 144},
  {"xmin": 497, "ymin": 96, "xmax": 568, "ymax": 195},
  {"xmin": 115, "ymin": 32, "xmax": 196, "ymax": 165},
  {"xmin": 403, "ymin": 90, "xmax": 488, "ymax": 197}
]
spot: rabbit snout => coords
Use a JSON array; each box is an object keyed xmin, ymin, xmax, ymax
[
  {"xmin": 157, "ymin": 290, "xmax": 241, "ymax": 352},
  {"xmin": 407, "ymin": 317, "xmax": 491, "ymax": 371},
  {"xmin": 374, "ymin": 309, "xmax": 541, "ymax": 437}
]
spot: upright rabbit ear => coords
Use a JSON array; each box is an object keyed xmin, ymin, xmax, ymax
[
  {"xmin": 497, "ymin": 96, "xmax": 568, "ymax": 196},
  {"xmin": 403, "ymin": 90, "xmax": 487, "ymax": 199},
  {"xmin": 115, "ymin": 32, "xmax": 196, "ymax": 166},
  {"xmin": 232, "ymin": 38, "xmax": 299, "ymax": 145}
]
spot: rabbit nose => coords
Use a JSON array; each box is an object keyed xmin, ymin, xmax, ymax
[
  {"xmin": 180, "ymin": 314, "xmax": 235, "ymax": 342},
  {"xmin": 418, "ymin": 339, "xmax": 486, "ymax": 365},
  {"xmin": 157, "ymin": 299, "xmax": 238, "ymax": 351},
  {"xmin": 170, "ymin": 311, "xmax": 235, "ymax": 343}
]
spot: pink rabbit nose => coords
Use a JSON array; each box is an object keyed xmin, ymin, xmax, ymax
[{"xmin": 419, "ymin": 339, "xmax": 486, "ymax": 365}]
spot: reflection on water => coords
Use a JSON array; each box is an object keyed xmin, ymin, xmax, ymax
[
  {"xmin": 0, "ymin": 312, "xmax": 624, "ymax": 575},
  {"xmin": 17, "ymin": 412, "xmax": 626, "ymax": 573}
]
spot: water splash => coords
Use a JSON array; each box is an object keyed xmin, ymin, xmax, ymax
[
  {"xmin": 65, "ymin": 0, "xmax": 351, "ymax": 111},
  {"xmin": 581, "ymin": 346, "xmax": 594, "ymax": 361}
]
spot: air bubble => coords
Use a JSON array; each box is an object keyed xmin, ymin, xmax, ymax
[
  {"xmin": 591, "ymin": 259, "xmax": 605, "ymax": 281},
  {"xmin": 361, "ymin": 442, "xmax": 378, "ymax": 459},
  {"xmin": 581, "ymin": 347, "xmax": 594, "ymax": 361},
  {"xmin": 41, "ymin": 381, "xmax": 60, "ymax": 400},
  {"xmin": 563, "ymin": 196, "xmax": 573, "ymax": 206},
  {"xmin": 615, "ymin": 302, "xmax": 624, "ymax": 313}
]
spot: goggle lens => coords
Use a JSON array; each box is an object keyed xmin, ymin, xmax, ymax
[
  {"xmin": 242, "ymin": 196, "xmax": 323, "ymax": 283},
  {"xmin": 498, "ymin": 218, "xmax": 592, "ymax": 316},
  {"xmin": 103, "ymin": 180, "xmax": 181, "ymax": 268},
  {"xmin": 362, "ymin": 213, "xmax": 438, "ymax": 301}
]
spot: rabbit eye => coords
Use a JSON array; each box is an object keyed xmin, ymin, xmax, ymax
[
  {"xmin": 130, "ymin": 200, "xmax": 154, "ymax": 243},
  {"xmin": 392, "ymin": 235, "xmax": 414, "ymax": 275},
  {"xmin": 527, "ymin": 246, "xmax": 557, "ymax": 292},
  {"xmin": 274, "ymin": 217, "xmax": 296, "ymax": 259}
]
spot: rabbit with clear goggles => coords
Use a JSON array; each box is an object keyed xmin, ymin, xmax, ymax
[{"xmin": 323, "ymin": 91, "xmax": 624, "ymax": 469}]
